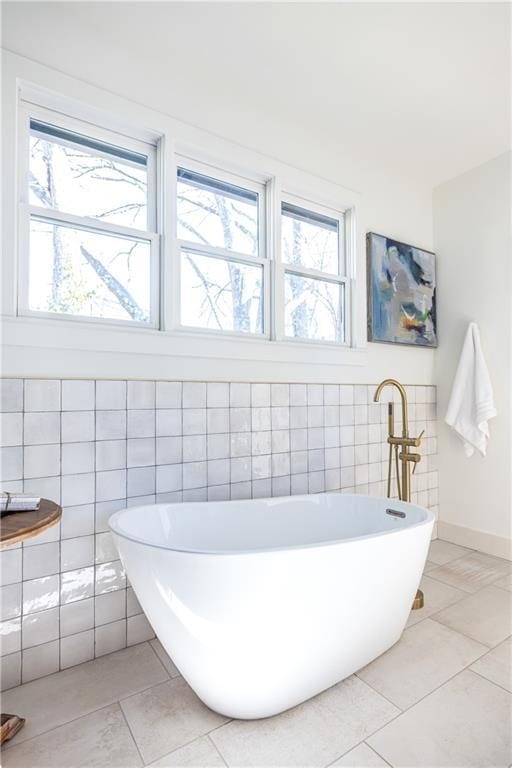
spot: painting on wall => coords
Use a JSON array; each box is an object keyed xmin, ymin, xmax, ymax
[{"xmin": 367, "ymin": 232, "xmax": 437, "ymax": 347}]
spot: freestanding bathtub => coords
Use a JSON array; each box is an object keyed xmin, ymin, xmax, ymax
[{"xmin": 110, "ymin": 493, "xmax": 433, "ymax": 719}]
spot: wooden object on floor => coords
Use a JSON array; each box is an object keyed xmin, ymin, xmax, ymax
[
  {"xmin": 0, "ymin": 498, "xmax": 62, "ymax": 744},
  {"xmin": 0, "ymin": 498, "xmax": 62, "ymax": 548},
  {"xmin": 1, "ymin": 714, "xmax": 26, "ymax": 745}
]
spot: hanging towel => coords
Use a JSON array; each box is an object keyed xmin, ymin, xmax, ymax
[{"xmin": 445, "ymin": 322, "xmax": 497, "ymax": 457}]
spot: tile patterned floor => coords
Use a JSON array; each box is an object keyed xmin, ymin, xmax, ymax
[{"xmin": 1, "ymin": 540, "xmax": 511, "ymax": 768}]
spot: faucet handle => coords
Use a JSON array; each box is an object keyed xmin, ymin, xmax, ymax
[{"xmin": 414, "ymin": 430, "xmax": 425, "ymax": 446}]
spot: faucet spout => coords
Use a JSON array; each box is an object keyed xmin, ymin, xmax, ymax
[{"xmin": 373, "ymin": 378, "xmax": 408, "ymax": 437}]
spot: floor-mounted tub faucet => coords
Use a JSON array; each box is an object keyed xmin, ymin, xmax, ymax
[{"xmin": 374, "ymin": 379, "xmax": 425, "ymax": 609}]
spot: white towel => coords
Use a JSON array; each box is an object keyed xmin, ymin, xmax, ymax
[{"xmin": 445, "ymin": 322, "xmax": 496, "ymax": 457}]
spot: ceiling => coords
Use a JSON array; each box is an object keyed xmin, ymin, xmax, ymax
[{"xmin": 2, "ymin": 2, "xmax": 510, "ymax": 190}]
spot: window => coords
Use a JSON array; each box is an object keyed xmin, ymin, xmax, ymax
[
  {"xmin": 16, "ymin": 91, "xmax": 354, "ymax": 352},
  {"xmin": 22, "ymin": 112, "xmax": 159, "ymax": 325},
  {"xmin": 281, "ymin": 201, "xmax": 346, "ymax": 343},
  {"xmin": 176, "ymin": 164, "xmax": 266, "ymax": 335}
]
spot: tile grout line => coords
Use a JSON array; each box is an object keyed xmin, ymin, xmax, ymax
[
  {"xmin": 468, "ymin": 662, "xmax": 512, "ymax": 696},
  {"xmin": 353, "ymin": 643, "xmax": 511, "ymax": 754},
  {"xmin": 117, "ymin": 697, "xmax": 146, "ymax": 767},
  {"xmin": 1, "ymin": 643, "xmax": 169, "ymax": 752}
]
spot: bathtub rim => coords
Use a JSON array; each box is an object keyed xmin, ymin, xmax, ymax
[{"xmin": 109, "ymin": 493, "xmax": 435, "ymax": 557}]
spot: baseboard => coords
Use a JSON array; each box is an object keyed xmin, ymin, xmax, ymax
[{"xmin": 437, "ymin": 521, "xmax": 512, "ymax": 561}]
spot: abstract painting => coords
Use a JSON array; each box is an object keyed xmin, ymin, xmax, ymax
[{"xmin": 367, "ymin": 232, "xmax": 437, "ymax": 347}]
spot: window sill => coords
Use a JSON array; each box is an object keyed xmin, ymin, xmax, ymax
[{"xmin": 1, "ymin": 315, "xmax": 367, "ymax": 382}]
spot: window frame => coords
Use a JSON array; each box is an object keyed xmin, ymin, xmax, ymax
[
  {"xmin": 275, "ymin": 192, "xmax": 351, "ymax": 347},
  {"xmin": 172, "ymin": 154, "xmax": 270, "ymax": 340},
  {"xmin": 17, "ymin": 100, "xmax": 161, "ymax": 329}
]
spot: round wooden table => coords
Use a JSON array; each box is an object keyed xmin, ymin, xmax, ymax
[{"xmin": 1, "ymin": 498, "xmax": 62, "ymax": 744}]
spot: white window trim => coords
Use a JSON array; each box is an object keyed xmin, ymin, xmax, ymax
[
  {"xmin": 17, "ymin": 98, "xmax": 161, "ymax": 329},
  {"xmin": 2, "ymin": 51, "xmax": 367, "ymax": 381}
]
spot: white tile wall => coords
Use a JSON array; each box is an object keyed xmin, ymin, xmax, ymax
[{"xmin": 0, "ymin": 378, "xmax": 438, "ymax": 688}]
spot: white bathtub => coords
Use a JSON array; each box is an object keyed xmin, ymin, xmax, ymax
[{"xmin": 110, "ymin": 493, "xmax": 434, "ymax": 719}]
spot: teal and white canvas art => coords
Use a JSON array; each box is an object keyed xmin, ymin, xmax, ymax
[{"xmin": 367, "ymin": 232, "xmax": 437, "ymax": 347}]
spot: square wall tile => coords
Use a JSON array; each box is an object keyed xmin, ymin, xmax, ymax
[
  {"xmin": 127, "ymin": 380, "xmax": 155, "ymax": 409},
  {"xmin": 61, "ymin": 411, "xmax": 95, "ymax": 443},
  {"xmin": 61, "ymin": 536, "xmax": 95, "ymax": 572},
  {"xmin": 230, "ymin": 383, "xmax": 250, "ymax": 407},
  {"xmin": 60, "ymin": 629, "xmax": 94, "ymax": 668},
  {"xmin": 24, "ymin": 443, "xmax": 60, "ymax": 479},
  {"xmin": 24, "ymin": 412, "xmax": 61, "ymax": 446},
  {"xmin": 0, "ymin": 413, "xmax": 23, "ymax": 446},
  {"xmin": 23, "ymin": 542, "xmax": 60, "ymax": 580},
  {"xmin": 156, "ymin": 381, "xmax": 181, "ymax": 409},
  {"xmin": 0, "ymin": 379, "xmax": 23, "ymax": 412},
  {"xmin": 96, "ymin": 411, "xmax": 127, "ymax": 441},
  {"xmin": 61, "ymin": 566, "xmax": 94, "ymax": 604},
  {"xmin": 61, "ymin": 442, "xmax": 95, "ymax": 475},
  {"xmin": 0, "ymin": 617, "xmax": 21, "ymax": 656},
  {"xmin": 1, "ymin": 583, "xmax": 21, "ymax": 621},
  {"xmin": 95, "ymin": 531, "xmax": 119, "ymax": 564},
  {"xmin": 251, "ymin": 383, "xmax": 270, "ymax": 407},
  {"xmin": 22, "ymin": 606, "xmax": 59, "ymax": 648},
  {"xmin": 95, "ymin": 590, "xmax": 126, "ymax": 626},
  {"xmin": 183, "ymin": 435, "xmax": 207, "ymax": 463},
  {"xmin": 95, "ymin": 619, "xmax": 126, "ymax": 657},
  {"xmin": 24, "ymin": 379, "xmax": 61, "ymax": 411},
  {"xmin": 23, "ymin": 575, "xmax": 60, "ymax": 615},
  {"xmin": 61, "ymin": 504, "xmax": 95, "ymax": 539},
  {"xmin": 182, "ymin": 409, "xmax": 207, "ymax": 435},
  {"xmin": 96, "ymin": 381, "xmax": 126, "ymax": 410},
  {"xmin": 61, "ymin": 380, "xmax": 95, "ymax": 411},
  {"xmin": 22, "ymin": 639, "xmax": 59, "ymax": 682},
  {"xmin": 156, "ymin": 436, "xmax": 182, "ymax": 465},
  {"xmin": 96, "ymin": 469, "xmax": 127, "ymax": 502},
  {"xmin": 1, "ymin": 652, "xmax": 21, "ymax": 690},
  {"xmin": 207, "ymin": 382, "xmax": 229, "ymax": 408},
  {"xmin": 62, "ymin": 473, "xmax": 95, "ymax": 506},
  {"xmin": 0, "ymin": 446, "xmax": 22, "ymax": 481},
  {"xmin": 156, "ymin": 465, "xmax": 182, "ymax": 494},
  {"xmin": 0, "ymin": 548, "xmax": 22, "ymax": 585},
  {"xmin": 127, "ymin": 437, "xmax": 155, "ymax": 467},
  {"xmin": 96, "ymin": 439, "xmax": 126, "ymax": 471},
  {"xmin": 183, "ymin": 382, "xmax": 207, "ymax": 408},
  {"xmin": 127, "ymin": 613, "xmax": 154, "ymax": 645},
  {"xmin": 95, "ymin": 561, "xmax": 126, "ymax": 595},
  {"xmin": 156, "ymin": 410, "xmax": 181, "ymax": 437},
  {"xmin": 127, "ymin": 410, "xmax": 155, "ymax": 439},
  {"xmin": 127, "ymin": 466, "xmax": 155, "ymax": 497}
]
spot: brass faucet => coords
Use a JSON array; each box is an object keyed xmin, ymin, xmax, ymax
[
  {"xmin": 374, "ymin": 379, "xmax": 425, "ymax": 610},
  {"xmin": 374, "ymin": 379, "xmax": 424, "ymax": 503}
]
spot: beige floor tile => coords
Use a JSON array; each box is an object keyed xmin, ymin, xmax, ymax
[
  {"xmin": 471, "ymin": 637, "xmax": 512, "ymax": 692},
  {"xmin": 357, "ymin": 618, "xmax": 486, "ymax": 709},
  {"xmin": 428, "ymin": 539, "xmax": 473, "ymax": 565},
  {"xmin": 422, "ymin": 560, "xmax": 438, "ymax": 574},
  {"xmin": 1, "ymin": 642, "xmax": 169, "ymax": 745},
  {"xmin": 150, "ymin": 637, "xmax": 181, "ymax": 678},
  {"xmin": 330, "ymin": 742, "xmax": 390, "ymax": 767},
  {"xmin": 493, "ymin": 573, "xmax": 512, "ymax": 592},
  {"xmin": 120, "ymin": 676, "xmax": 229, "ymax": 764},
  {"xmin": 149, "ymin": 735, "xmax": 226, "ymax": 767},
  {"xmin": 405, "ymin": 574, "xmax": 466, "ymax": 628},
  {"xmin": 368, "ymin": 670, "xmax": 512, "ymax": 767},
  {"xmin": 428, "ymin": 551, "xmax": 512, "ymax": 593},
  {"xmin": 433, "ymin": 585, "xmax": 512, "ymax": 647},
  {"xmin": 210, "ymin": 676, "xmax": 398, "ymax": 768},
  {"xmin": 2, "ymin": 703, "xmax": 142, "ymax": 768}
]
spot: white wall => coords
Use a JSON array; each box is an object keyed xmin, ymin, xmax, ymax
[{"xmin": 433, "ymin": 153, "xmax": 512, "ymax": 557}]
